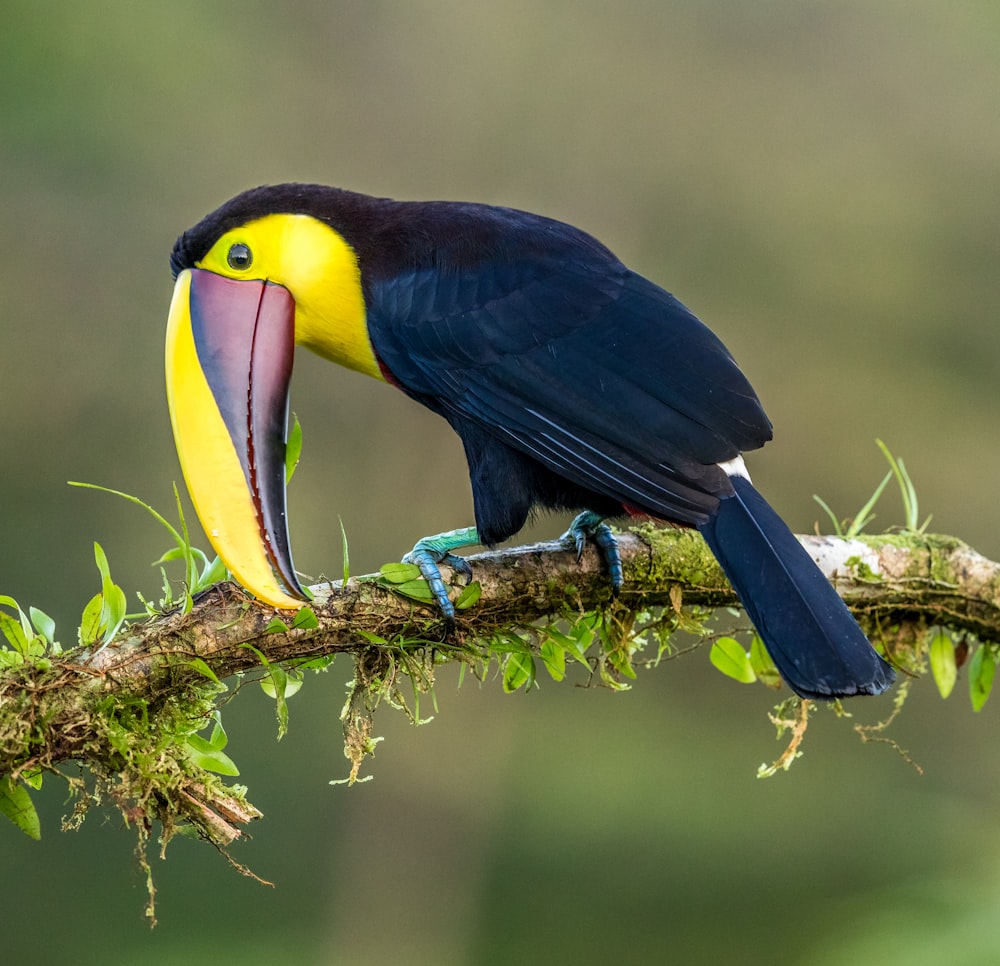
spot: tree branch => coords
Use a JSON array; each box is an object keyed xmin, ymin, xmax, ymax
[
  {"xmin": 77, "ymin": 527, "xmax": 1000, "ymax": 676},
  {"xmin": 1, "ymin": 525, "xmax": 996, "ymax": 906}
]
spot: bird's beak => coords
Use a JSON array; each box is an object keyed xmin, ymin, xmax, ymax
[{"xmin": 165, "ymin": 268, "xmax": 307, "ymax": 608}]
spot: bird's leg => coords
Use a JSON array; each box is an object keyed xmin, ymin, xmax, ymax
[
  {"xmin": 561, "ymin": 511, "xmax": 623, "ymax": 593},
  {"xmin": 402, "ymin": 526, "xmax": 480, "ymax": 620}
]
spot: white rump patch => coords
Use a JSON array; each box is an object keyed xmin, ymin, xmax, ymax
[{"xmin": 718, "ymin": 455, "xmax": 751, "ymax": 482}]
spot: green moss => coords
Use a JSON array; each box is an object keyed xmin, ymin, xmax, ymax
[
  {"xmin": 0, "ymin": 641, "xmax": 266, "ymax": 924},
  {"xmin": 865, "ymin": 532, "xmax": 967, "ymax": 586},
  {"xmin": 844, "ymin": 556, "xmax": 883, "ymax": 582},
  {"xmin": 629, "ymin": 524, "xmax": 727, "ymax": 589}
]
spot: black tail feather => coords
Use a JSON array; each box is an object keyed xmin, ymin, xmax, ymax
[{"xmin": 699, "ymin": 475, "xmax": 894, "ymax": 699}]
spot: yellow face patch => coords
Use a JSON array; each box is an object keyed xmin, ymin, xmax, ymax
[{"xmin": 196, "ymin": 213, "xmax": 383, "ymax": 380}]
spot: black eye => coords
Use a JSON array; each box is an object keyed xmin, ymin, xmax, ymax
[{"xmin": 227, "ymin": 242, "xmax": 253, "ymax": 271}]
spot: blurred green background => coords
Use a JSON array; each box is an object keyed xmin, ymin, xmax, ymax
[{"xmin": 3, "ymin": 2, "xmax": 1000, "ymax": 963}]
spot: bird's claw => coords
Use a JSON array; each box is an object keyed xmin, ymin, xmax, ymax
[
  {"xmin": 402, "ymin": 526, "xmax": 480, "ymax": 621},
  {"xmin": 561, "ymin": 511, "xmax": 623, "ymax": 594},
  {"xmin": 439, "ymin": 553, "xmax": 474, "ymax": 581},
  {"xmin": 403, "ymin": 548, "xmax": 458, "ymax": 621}
]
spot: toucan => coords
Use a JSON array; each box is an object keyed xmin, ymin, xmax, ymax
[{"xmin": 165, "ymin": 183, "xmax": 894, "ymax": 700}]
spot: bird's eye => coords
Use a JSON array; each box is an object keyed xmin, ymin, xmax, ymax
[{"xmin": 227, "ymin": 243, "xmax": 253, "ymax": 271}]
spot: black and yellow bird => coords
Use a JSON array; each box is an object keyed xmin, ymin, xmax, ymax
[{"xmin": 165, "ymin": 183, "xmax": 894, "ymax": 699}]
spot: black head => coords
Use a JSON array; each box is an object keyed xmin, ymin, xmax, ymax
[{"xmin": 169, "ymin": 183, "xmax": 391, "ymax": 279}]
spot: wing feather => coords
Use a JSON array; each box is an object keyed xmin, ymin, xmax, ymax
[{"xmin": 366, "ymin": 209, "xmax": 771, "ymax": 526}]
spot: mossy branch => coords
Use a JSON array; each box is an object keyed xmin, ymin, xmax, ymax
[
  {"xmin": 4, "ymin": 527, "xmax": 997, "ymax": 771},
  {"xmin": 1, "ymin": 525, "xmax": 997, "ymax": 918}
]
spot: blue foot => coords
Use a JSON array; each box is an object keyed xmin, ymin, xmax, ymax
[
  {"xmin": 402, "ymin": 526, "xmax": 480, "ymax": 620},
  {"xmin": 562, "ymin": 511, "xmax": 623, "ymax": 593}
]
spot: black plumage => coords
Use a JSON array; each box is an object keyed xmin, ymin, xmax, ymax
[{"xmin": 171, "ymin": 184, "xmax": 895, "ymax": 698}]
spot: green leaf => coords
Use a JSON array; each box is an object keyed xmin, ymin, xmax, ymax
[
  {"xmin": 605, "ymin": 644, "xmax": 638, "ymax": 680},
  {"xmin": 29, "ymin": 607, "xmax": 56, "ymax": 645},
  {"xmin": 0, "ymin": 610, "xmax": 29, "ymax": 655},
  {"xmin": 265, "ymin": 616, "xmax": 290, "ymax": 634},
  {"xmin": 454, "ymin": 581, "xmax": 481, "ymax": 610},
  {"xmin": 970, "ymin": 646, "xmax": 996, "ymax": 712},
  {"xmin": 391, "ymin": 579, "xmax": 436, "ymax": 602},
  {"xmin": 544, "ymin": 627, "xmax": 591, "ymax": 667},
  {"xmin": 540, "ymin": 638, "xmax": 566, "ymax": 682},
  {"xmin": 0, "ymin": 596, "xmax": 34, "ymax": 655},
  {"xmin": 285, "ymin": 413, "xmax": 303, "ymax": 484},
  {"xmin": 21, "ymin": 768, "xmax": 43, "ymax": 790},
  {"xmin": 489, "ymin": 632, "xmax": 531, "ymax": 654},
  {"xmin": 185, "ymin": 657, "xmax": 222, "ymax": 687},
  {"xmin": 155, "ymin": 543, "xmax": 212, "ymax": 584},
  {"xmin": 104, "ymin": 583, "xmax": 127, "ymax": 642},
  {"xmin": 710, "ymin": 636, "xmax": 757, "ymax": 684},
  {"xmin": 0, "ymin": 595, "xmax": 35, "ymax": 647},
  {"xmin": 79, "ymin": 593, "xmax": 104, "ymax": 646},
  {"xmin": 503, "ymin": 650, "xmax": 536, "ymax": 692},
  {"xmin": 261, "ymin": 665, "xmax": 291, "ymax": 738},
  {"xmin": 845, "ymin": 469, "xmax": 892, "ymax": 538},
  {"xmin": 339, "ymin": 516, "xmax": 350, "ymax": 583},
  {"xmin": 184, "ymin": 713, "xmax": 240, "ymax": 774},
  {"xmin": 184, "ymin": 735, "xmax": 240, "ymax": 776},
  {"xmin": 876, "ymin": 439, "xmax": 929, "ymax": 533},
  {"xmin": 94, "ymin": 541, "xmax": 112, "ymax": 583},
  {"xmin": 152, "ymin": 546, "xmax": 187, "ymax": 566},
  {"xmin": 241, "ymin": 642, "xmax": 296, "ymax": 739},
  {"xmin": 928, "ymin": 630, "xmax": 957, "ymax": 699},
  {"xmin": 290, "ymin": 606, "xmax": 319, "ymax": 630},
  {"xmin": 378, "ymin": 562, "xmax": 423, "ymax": 583},
  {"xmin": 208, "ymin": 714, "xmax": 229, "ymax": 749},
  {"xmin": 260, "ymin": 666, "xmax": 303, "ymax": 699},
  {"xmin": 0, "ymin": 777, "xmax": 41, "ymax": 839},
  {"xmin": 748, "ymin": 635, "xmax": 781, "ymax": 688},
  {"xmin": 811, "ymin": 494, "xmax": 844, "ymax": 538},
  {"xmin": 91, "ymin": 543, "xmax": 127, "ymax": 643},
  {"xmin": 198, "ymin": 554, "xmax": 229, "ymax": 589},
  {"xmin": 259, "ymin": 663, "xmax": 286, "ymax": 699}
]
